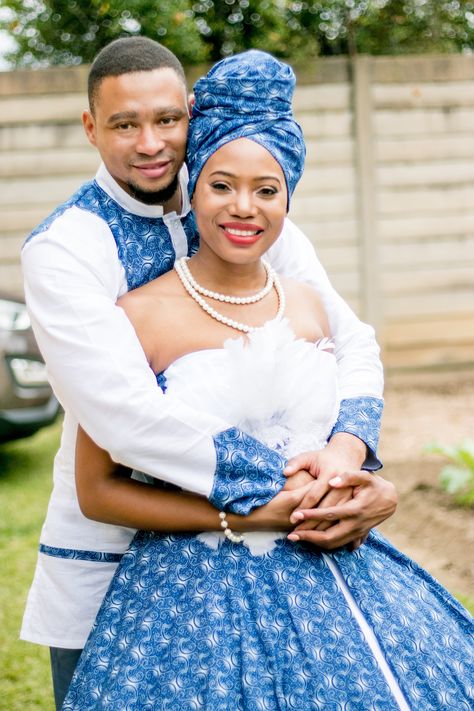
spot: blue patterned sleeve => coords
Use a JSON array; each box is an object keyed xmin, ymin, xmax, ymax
[
  {"xmin": 209, "ymin": 427, "xmax": 286, "ymax": 515},
  {"xmin": 330, "ymin": 396, "xmax": 384, "ymax": 471}
]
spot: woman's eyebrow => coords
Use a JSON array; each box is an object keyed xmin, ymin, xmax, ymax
[{"xmin": 209, "ymin": 170, "xmax": 282, "ymax": 183}]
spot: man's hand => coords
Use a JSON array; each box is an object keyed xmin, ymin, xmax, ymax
[
  {"xmin": 287, "ymin": 471, "xmax": 398, "ymax": 550},
  {"xmin": 284, "ymin": 433, "xmax": 367, "ymax": 532}
]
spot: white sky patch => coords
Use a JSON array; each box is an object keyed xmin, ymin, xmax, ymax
[
  {"xmin": 0, "ymin": 31, "xmax": 16, "ymax": 71},
  {"xmin": 0, "ymin": 3, "xmax": 19, "ymax": 71}
]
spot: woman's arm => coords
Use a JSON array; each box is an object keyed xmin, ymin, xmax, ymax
[{"xmin": 75, "ymin": 426, "xmax": 314, "ymax": 533}]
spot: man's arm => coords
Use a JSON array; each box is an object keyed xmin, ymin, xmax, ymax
[
  {"xmin": 266, "ymin": 218, "xmax": 391, "ymax": 545},
  {"xmin": 266, "ymin": 217, "xmax": 384, "ymax": 467},
  {"xmin": 75, "ymin": 425, "xmax": 313, "ymax": 533},
  {"xmin": 22, "ymin": 209, "xmax": 285, "ymax": 507}
]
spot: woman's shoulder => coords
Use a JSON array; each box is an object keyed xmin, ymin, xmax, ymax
[
  {"xmin": 118, "ymin": 270, "xmax": 181, "ymax": 318},
  {"xmin": 117, "ymin": 269, "xmax": 202, "ymax": 373},
  {"xmin": 279, "ymin": 275, "xmax": 329, "ymax": 338},
  {"xmin": 280, "ymin": 275, "xmax": 324, "ymax": 310}
]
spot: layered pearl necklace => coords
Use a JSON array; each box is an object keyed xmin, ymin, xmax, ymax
[{"xmin": 174, "ymin": 257, "xmax": 285, "ymax": 333}]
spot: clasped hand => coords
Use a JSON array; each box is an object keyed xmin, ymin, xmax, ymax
[{"xmin": 248, "ymin": 446, "xmax": 398, "ymax": 551}]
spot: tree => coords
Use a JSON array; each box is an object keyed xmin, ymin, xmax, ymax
[
  {"xmin": 1, "ymin": 0, "xmax": 473, "ymax": 68},
  {"xmin": 285, "ymin": 1, "xmax": 474, "ymax": 56},
  {"xmin": 0, "ymin": 0, "xmax": 209, "ymax": 67}
]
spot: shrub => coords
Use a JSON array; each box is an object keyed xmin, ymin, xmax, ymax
[{"xmin": 425, "ymin": 439, "xmax": 474, "ymax": 507}]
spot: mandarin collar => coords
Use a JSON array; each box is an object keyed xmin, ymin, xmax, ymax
[{"xmin": 95, "ymin": 163, "xmax": 191, "ymax": 219}]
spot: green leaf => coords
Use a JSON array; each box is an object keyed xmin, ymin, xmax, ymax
[
  {"xmin": 455, "ymin": 440, "xmax": 474, "ymax": 472},
  {"xmin": 439, "ymin": 465, "xmax": 472, "ymax": 494}
]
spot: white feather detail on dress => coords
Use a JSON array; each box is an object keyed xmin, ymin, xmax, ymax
[{"xmin": 196, "ymin": 319, "xmax": 340, "ymax": 555}]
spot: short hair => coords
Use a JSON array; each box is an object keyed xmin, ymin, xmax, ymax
[{"xmin": 88, "ymin": 36, "xmax": 187, "ymax": 112}]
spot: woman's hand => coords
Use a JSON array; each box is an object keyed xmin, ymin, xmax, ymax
[
  {"xmin": 234, "ymin": 471, "xmax": 313, "ymax": 532},
  {"xmin": 287, "ymin": 471, "xmax": 398, "ymax": 550}
]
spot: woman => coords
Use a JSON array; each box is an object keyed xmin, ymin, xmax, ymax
[{"xmin": 63, "ymin": 51, "xmax": 473, "ymax": 710}]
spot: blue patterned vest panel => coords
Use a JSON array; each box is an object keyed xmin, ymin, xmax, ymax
[{"xmin": 26, "ymin": 180, "xmax": 200, "ymax": 291}]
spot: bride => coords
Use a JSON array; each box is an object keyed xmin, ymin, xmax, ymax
[{"xmin": 63, "ymin": 51, "xmax": 473, "ymax": 710}]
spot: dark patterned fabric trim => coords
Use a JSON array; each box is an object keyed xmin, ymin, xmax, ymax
[
  {"xmin": 156, "ymin": 371, "xmax": 167, "ymax": 393},
  {"xmin": 39, "ymin": 544, "xmax": 123, "ymax": 563},
  {"xmin": 331, "ymin": 396, "xmax": 384, "ymax": 470},
  {"xmin": 23, "ymin": 180, "xmax": 200, "ymax": 291},
  {"xmin": 210, "ymin": 427, "xmax": 286, "ymax": 515}
]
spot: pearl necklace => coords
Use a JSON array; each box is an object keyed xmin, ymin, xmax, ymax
[
  {"xmin": 178, "ymin": 256, "xmax": 274, "ymax": 304},
  {"xmin": 174, "ymin": 257, "xmax": 286, "ymax": 334}
]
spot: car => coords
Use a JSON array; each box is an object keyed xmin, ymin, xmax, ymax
[{"xmin": 0, "ymin": 293, "xmax": 60, "ymax": 443}]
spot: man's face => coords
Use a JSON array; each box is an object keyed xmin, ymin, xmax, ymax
[{"xmin": 83, "ymin": 68, "xmax": 189, "ymax": 204}]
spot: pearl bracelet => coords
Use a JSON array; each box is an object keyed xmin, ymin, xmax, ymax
[{"xmin": 219, "ymin": 511, "xmax": 245, "ymax": 544}]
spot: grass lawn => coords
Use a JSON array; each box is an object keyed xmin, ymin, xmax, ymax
[
  {"xmin": 0, "ymin": 420, "xmax": 61, "ymax": 711},
  {"xmin": 0, "ymin": 419, "xmax": 473, "ymax": 711}
]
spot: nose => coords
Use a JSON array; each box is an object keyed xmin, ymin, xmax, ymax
[
  {"xmin": 135, "ymin": 125, "xmax": 166, "ymax": 156},
  {"xmin": 230, "ymin": 188, "xmax": 257, "ymax": 217}
]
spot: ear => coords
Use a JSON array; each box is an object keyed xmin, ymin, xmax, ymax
[
  {"xmin": 82, "ymin": 110, "xmax": 97, "ymax": 147},
  {"xmin": 187, "ymin": 93, "xmax": 195, "ymax": 118}
]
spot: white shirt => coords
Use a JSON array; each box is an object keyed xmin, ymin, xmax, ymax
[{"xmin": 20, "ymin": 164, "xmax": 383, "ymax": 648}]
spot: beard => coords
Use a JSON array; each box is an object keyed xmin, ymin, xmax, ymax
[{"xmin": 127, "ymin": 173, "xmax": 180, "ymax": 206}]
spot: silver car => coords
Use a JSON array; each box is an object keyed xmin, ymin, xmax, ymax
[{"xmin": 0, "ymin": 294, "xmax": 59, "ymax": 442}]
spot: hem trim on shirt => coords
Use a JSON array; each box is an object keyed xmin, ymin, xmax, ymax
[{"xmin": 39, "ymin": 544, "xmax": 124, "ymax": 563}]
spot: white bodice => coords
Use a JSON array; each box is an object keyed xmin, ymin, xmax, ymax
[
  {"xmin": 164, "ymin": 319, "xmax": 340, "ymax": 464},
  {"xmin": 163, "ymin": 320, "xmax": 340, "ymax": 555}
]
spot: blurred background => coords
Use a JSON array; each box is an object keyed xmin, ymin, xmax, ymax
[
  {"xmin": 0, "ymin": 2, "xmax": 473, "ymax": 709},
  {"xmin": 1, "ymin": 0, "xmax": 473, "ymax": 371}
]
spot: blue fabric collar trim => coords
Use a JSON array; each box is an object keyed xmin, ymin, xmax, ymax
[{"xmin": 24, "ymin": 180, "xmax": 200, "ymax": 291}]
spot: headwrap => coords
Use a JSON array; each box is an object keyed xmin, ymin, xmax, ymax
[{"xmin": 186, "ymin": 50, "xmax": 306, "ymax": 207}]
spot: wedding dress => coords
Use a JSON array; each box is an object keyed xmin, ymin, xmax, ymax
[{"xmin": 63, "ymin": 320, "xmax": 474, "ymax": 711}]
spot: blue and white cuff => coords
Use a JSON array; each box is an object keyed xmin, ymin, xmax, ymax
[
  {"xmin": 210, "ymin": 427, "xmax": 286, "ymax": 515},
  {"xmin": 330, "ymin": 396, "xmax": 384, "ymax": 471}
]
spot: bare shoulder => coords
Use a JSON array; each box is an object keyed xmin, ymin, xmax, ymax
[
  {"xmin": 118, "ymin": 270, "xmax": 180, "ymax": 326},
  {"xmin": 280, "ymin": 276, "xmax": 330, "ymax": 339},
  {"xmin": 280, "ymin": 277, "xmax": 322, "ymax": 306},
  {"xmin": 117, "ymin": 270, "xmax": 190, "ymax": 372},
  {"xmin": 281, "ymin": 276, "xmax": 325, "ymax": 311}
]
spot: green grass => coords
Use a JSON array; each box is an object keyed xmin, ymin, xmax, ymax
[
  {"xmin": 0, "ymin": 420, "xmax": 61, "ymax": 711},
  {"xmin": 0, "ymin": 419, "xmax": 473, "ymax": 711},
  {"xmin": 456, "ymin": 594, "xmax": 474, "ymax": 616}
]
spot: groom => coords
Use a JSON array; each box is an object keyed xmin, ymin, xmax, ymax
[{"xmin": 21, "ymin": 37, "xmax": 394, "ymax": 709}]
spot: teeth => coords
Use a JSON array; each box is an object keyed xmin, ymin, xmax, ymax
[{"xmin": 226, "ymin": 228, "xmax": 259, "ymax": 236}]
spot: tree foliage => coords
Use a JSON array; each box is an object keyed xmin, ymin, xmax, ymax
[{"xmin": 1, "ymin": 0, "xmax": 474, "ymax": 68}]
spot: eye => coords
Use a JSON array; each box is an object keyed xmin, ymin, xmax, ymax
[
  {"xmin": 115, "ymin": 122, "xmax": 135, "ymax": 131},
  {"xmin": 159, "ymin": 116, "xmax": 177, "ymax": 126},
  {"xmin": 258, "ymin": 186, "xmax": 278, "ymax": 197},
  {"xmin": 210, "ymin": 181, "xmax": 231, "ymax": 192}
]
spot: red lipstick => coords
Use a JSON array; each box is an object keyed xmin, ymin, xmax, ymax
[{"xmin": 220, "ymin": 222, "xmax": 263, "ymax": 246}]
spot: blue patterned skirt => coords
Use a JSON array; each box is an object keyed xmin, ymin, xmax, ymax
[{"xmin": 63, "ymin": 530, "xmax": 474, "ymax": 710}]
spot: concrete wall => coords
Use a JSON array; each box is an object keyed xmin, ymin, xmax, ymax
[{"xmin": 1, "ymin": 55, "xmax": 473, "ymax": 372}]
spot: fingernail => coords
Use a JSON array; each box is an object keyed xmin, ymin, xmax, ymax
[
  {"xmin": 287, "ymin": 533, "xmax": 300, "ymax": 542},
  {"xmin": 290, "ymin": 512, "xmax": 304, "ymax": 523},
  {"xmin": 329, "ymin": 476, "xmax": 342, "ymax": 486}
]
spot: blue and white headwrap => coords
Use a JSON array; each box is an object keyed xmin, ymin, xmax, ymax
[{"xmin": 186, "ymin": 50, "xmax": 306, "ymax": 207}]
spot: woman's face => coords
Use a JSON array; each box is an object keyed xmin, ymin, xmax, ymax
[{"xmin": 191, "ymin": 138, "xmax": 288, "ymax": 265}]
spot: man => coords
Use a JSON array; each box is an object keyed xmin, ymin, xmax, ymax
[{"xmin": 20, "ymin": 37, "xmax": 393, "ymax": 709}]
